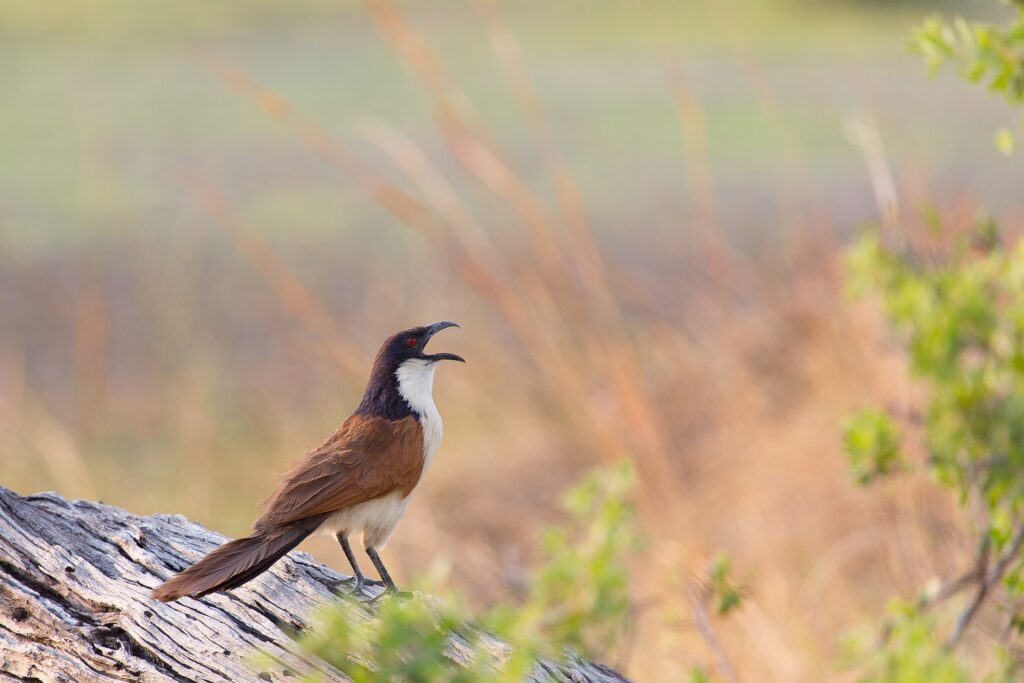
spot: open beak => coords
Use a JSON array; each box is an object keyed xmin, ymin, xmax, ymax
[{"xmin": 422, "ymin": 321, "xmax": 465, "ymax": 363}]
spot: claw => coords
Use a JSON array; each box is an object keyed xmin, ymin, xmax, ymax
[
  {"xmin": 329, "ymin": 575, "xmax": 375, "ymax": 596},
  {"xmin": 362, "ymin": 586, "xmax": 411, "ymax": 603},
  {"xmin": 329, "ymin": 574, "xmax": 393, "ymax": 601}
]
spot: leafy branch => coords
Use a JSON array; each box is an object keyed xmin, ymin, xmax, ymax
[
  {"xmin": 948, "ymin": 519, "xmax": 1024, "ymax": 648},
  {"xmin": 842, "ymin": 222, "xmax": 1024, "ymax": 680},
  {"xmin": 686, "ymin": 554, "xmax": 746, "ymax": 683},
  {"xmin": 911, "ymin": 4, "xmax": 1024, "ymax": 153}
]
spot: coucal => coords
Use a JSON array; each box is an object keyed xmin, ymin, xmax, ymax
[{"xmin": 152, "ymin": 321, "xmax": 464, "ymax": 602}]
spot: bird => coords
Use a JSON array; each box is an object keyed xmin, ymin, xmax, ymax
[{"xmin": 151, "ymin": 321, "xmax": 464, "ymax": 603}]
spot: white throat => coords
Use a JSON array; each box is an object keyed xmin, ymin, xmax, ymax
[{"xmin": 395, "ymin": 358, "xmax": 443, "ymax": 471}]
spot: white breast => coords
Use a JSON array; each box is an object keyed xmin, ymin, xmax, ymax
[
  {"xmin": 395, "ymin": 358, "xmax": 444, "ymax": 471},
  {"xmin": 325, "ymin": 491, "xmax": 408, "ymax": 549}
]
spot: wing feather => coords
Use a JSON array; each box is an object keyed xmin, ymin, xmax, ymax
[{"xmin": 253, "ymin": 414, "xmax": 424, "ymax": 532}]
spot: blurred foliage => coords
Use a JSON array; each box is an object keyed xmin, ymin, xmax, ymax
[
  {"xmin": 706, "ymin": 552, "xmax": 745, "ymax": 617},
  {"xmin": 844, "ymin": 221, "xmax": 1024, "ymax": 677},
  {"xmin": 528, "ymin": 459, "xmax": 636, "ymax": 653},
  {"xmin": 291, "ymin": 461, "xmax": 636, "ymax": 681},
  {"xmin": 680, "ymin": 552, "xmax": 746, "ymax": 682},
  {"xmin": 841, "ymin": 601, "xmax": 971, "ymax": 683},
  {"xmin": 846, "ymin": 225, "xmax": 1024, "ymax": 522},
  {"xmin": 845, "ymin": 4, "xmax": 1024, "ymax": 652},
  {"xmin": 687, "ymin": 667, "xmax": 711, "ymax": 683},
  {"xmin": 294, "ymin": 593, "xmax": 481, "ymax": 679},
  {"xmin": 912, "ymin": 1, "xmax": 1024, "ymax": 153},
  {"xmin": 842, "ymin": 408, "xmax": 905, "ymax": 485}
]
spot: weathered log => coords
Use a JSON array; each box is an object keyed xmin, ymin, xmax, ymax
[{"xmin": 0, "ymin": 487, "xmax": 630, "ymax": 682}]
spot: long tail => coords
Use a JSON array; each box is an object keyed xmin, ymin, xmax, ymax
[{"xmin": 151, "ymin": 516, "xmax": 324, "ymax": 603}]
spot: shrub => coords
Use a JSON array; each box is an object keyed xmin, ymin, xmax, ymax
[{"xmin": 843, "ymin": 222, "xmax": 1024, "ymax": 678}]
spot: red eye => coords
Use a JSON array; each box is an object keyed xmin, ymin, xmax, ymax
[{"xmin": 405, "ymin": 336, "xmax": 418, "ymax": 347}]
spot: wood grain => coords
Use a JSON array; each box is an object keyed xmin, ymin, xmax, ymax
[{"xmin": 0, "ymin": 487, "xmax": 630, "ymax": 682}]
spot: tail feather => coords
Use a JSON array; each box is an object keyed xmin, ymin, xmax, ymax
[{"xmin": 152, "ymin": 516, "xmax": 324, "ymax": 603}]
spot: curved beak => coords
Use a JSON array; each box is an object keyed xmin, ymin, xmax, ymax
[{"xmin": 422, "ymin": 321, "xmax": 465, "ymax": 363}]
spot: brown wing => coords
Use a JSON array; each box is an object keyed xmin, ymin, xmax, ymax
[{"xmin": 253, "ymin": 414, "xmax": 424, "ymax": 532}]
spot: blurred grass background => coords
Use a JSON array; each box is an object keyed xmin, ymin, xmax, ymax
[{"xmin": 1, "ymin": 0, "xmax": 1021, "ymax": 679}]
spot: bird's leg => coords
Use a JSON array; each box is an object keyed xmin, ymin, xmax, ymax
[
  {"xmin": 333, "ymin": 533, "xmax": 382, "ymax": 593},
  {"xmin": 366, "ymin": 546, "xmax": 409, "ymax": 600},
  {"xmin": 365, "ymin": 546, "xmax": 396, "ymax": 590}
]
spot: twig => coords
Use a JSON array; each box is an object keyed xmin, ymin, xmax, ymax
[
  {"xmin": 999, "ymin": 600, "xmax": 1024, "ymax": 643},
  {"xmin": 925, "ymin": 565, "xmax": 983, "ymax": 607},
  {"xmin": 688, "ymin": 585, "xmax": 743, "ymax": 683},
  {"xmin": 946, "ymin": 521, "xmax": 1024, "ymax": 648},
  {"xmin": 873, "ymin": 561, "xmax": 982, "ymax": 648}
]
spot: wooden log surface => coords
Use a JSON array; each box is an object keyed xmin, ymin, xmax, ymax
[{"xmin": 0, "ymin": 487, "xmax": 630, "ymax": 682}]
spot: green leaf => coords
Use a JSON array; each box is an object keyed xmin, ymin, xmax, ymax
[
  {"xmin": 705, "ymin": 552, "xmax": 745, "ymax": 616},
  {"xmin": 842, "ymin": 409, "xmax": 904, "ymax": 485}
]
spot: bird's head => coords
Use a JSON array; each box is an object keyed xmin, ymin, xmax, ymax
[
  {"xmin": 380, "ymin": 321, "xmax": 465, "ymax": 367},
  {"xmin": 358, "ymin": 321, "xmax": 464, "ymax": 418}
]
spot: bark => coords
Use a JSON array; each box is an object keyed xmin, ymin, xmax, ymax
[{"xmin": 0, "ymin": 487, "xmax": 630, "ymax": 683}]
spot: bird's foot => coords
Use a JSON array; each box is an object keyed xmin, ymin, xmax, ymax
[
  {"xmin": 363, "ymin": 585, "xmax": 411, "ymax": 603},
  {"xmin": 330, "ymin": 576, "xmax": 385, "ymax": 596}
]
